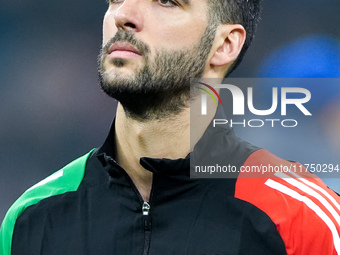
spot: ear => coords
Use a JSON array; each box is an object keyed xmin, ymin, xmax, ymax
[{"xmin": 210, "ymin": 24, "xmax": 246, "ymax": 68}]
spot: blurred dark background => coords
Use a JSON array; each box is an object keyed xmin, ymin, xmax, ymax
[{"xmin": 1, "ymin": 0, "xmax": 340, "ymax": 222}]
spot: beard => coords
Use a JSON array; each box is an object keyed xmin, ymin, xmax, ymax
[{"xmin": 98, "ymin": 24, "xmax": 217, "ymax": 121}]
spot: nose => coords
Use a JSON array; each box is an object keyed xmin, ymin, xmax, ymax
[{"xmin": 114, "ymin": 0, "xmax": 144, "ymax": 32}]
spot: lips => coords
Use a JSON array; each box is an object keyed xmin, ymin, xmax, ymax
[{"xmin": 107, "ymin": 42, "xmax": 142, "ymax": 59}]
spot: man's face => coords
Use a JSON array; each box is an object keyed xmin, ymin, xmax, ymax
[{"xmin": 99, "ymin": 0, "xmax": 217, "ymax": 120}]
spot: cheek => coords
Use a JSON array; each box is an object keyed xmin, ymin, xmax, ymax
[
  {"xmin": 152, "ymin": 27, "xmax": 202, "ymax": 51},
  {"xmin": 147, "ymin": 15, "xmax": 207, "ymax": 49},
  {"xmin": 102, "ymin": 11, "xmax": 118, "ymax": 45}
]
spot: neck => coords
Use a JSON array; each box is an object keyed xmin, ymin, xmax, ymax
[{"xmin": 114, "ymin": 96, "xmax": 217, "ymax": 201}]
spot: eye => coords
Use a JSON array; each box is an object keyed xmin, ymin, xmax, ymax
[{"xmin": 158, "ymin": 0, "xmax": 178, "ymax": 7}]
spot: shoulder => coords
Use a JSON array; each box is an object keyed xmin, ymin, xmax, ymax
[
  {"xmin": 235, "ymin": 149, "xmax": 340, "ymax": 255},
  {"xmin": 0, "ymin": 150, "xmax": 93, "ymax": 255}
]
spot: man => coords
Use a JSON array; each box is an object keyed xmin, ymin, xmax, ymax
[{"xmin": 1, "ymin": 0, "xmax": 339, "ymax": 254}]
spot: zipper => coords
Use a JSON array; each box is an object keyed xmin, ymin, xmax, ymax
[
  {"xmin": 142, "ymin": 201, "xmax": 151, "ymax": 216},
  {"xmin": 123, "ymin": 176, "xmax": 153, "ymax": 255},
  {"xmin": 142, "ymin": 202, "xmax": 152, "ymax": 255},
  {"xmin": 108, "ymin": 156, "xmax": 154, "ymax": 255}
]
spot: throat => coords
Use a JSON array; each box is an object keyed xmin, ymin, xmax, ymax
[
  {"xmin": 132, "ymin": 170, "xmax": 153, "ymax": 202},
  {"xmin": 114, "ymin": 104, "xmax": 190, "ymax": 200},
  {"xmin": 116, "ymin": 103, "xmax": 190, "ymax": 160}
]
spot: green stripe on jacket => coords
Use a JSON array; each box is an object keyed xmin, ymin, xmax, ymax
[{"xmin": 0, "ymin": 150, "xmax": 93, "ymax": 255}]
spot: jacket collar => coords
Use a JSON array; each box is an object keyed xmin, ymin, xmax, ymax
[{"xmin": 96, "ymin": 105, "xmax": 242, "ymax": 176}]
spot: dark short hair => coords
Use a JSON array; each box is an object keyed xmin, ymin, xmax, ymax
[{"xmin": 208, "ymin": 0, "xmax": 263, "ymax": 76}]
